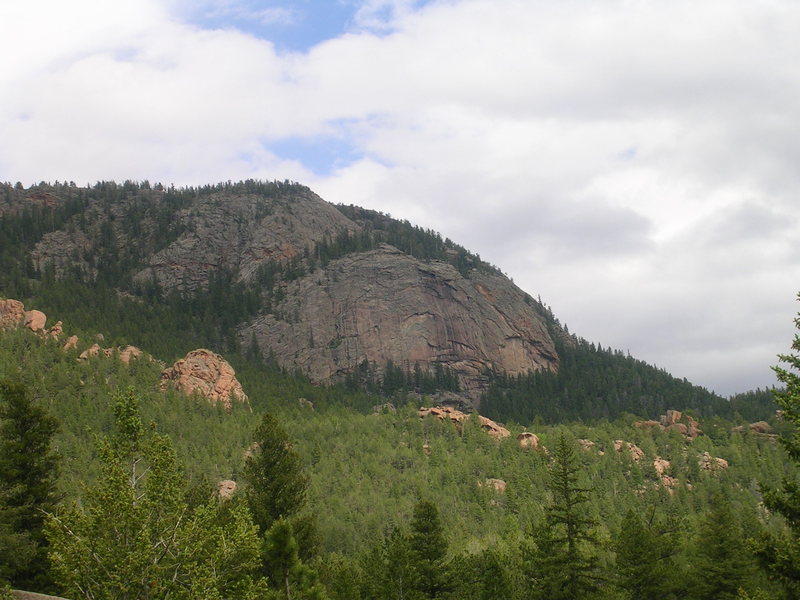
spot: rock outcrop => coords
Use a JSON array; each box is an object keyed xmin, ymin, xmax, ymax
[
  {"xmin": 699, "ymin": 451, "xmax": 729, "ymax": 472},
  {"xmin": 634, "ymin": 409, "xmax": 701, "ymax": 439},
  {"xmin": 481, "ymin": 478, "xmax": 507, "ymax": 493},
  {"xmin": 160, "ymin": 349, "xmax": 248, "ymax": 411},
  {"xmin": 419, "ymin": 405, "xmax": 511, "ymax": 439},
  {"xmin": 0, "ymin": 298, "xmax": 25, "ymax": 329},
  {"xmin": 243, "ymin": 244, "xmax": 558, "ymax": 399},
  {"xmin": 613, "ymin": 440, "xmax": 644, "ymax": 463}
]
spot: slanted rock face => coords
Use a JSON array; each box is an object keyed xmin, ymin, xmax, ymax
[
  {"xmin": 699, "ymin": 451, "xmax": 729, "ymax": 472},
  {"xmin": 243, "ymin": 245, "xmax": 558, "ymax": 400},
  {"xmin": 160, "ymin": 349, "xmax": 248, "ymax": 411}
]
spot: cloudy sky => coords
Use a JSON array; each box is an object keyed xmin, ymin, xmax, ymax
[{"xmin": 2, "ymin": 0, "xmax": 799, "ymax": 396}]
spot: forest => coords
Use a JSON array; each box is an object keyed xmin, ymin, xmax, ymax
[{"xmin": 1, "ymin": 180, "xmax": 799, "ymax": 599}]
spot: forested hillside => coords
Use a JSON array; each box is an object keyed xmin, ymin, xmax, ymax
[{"xmin": 0, "ymin": 307, "xmax": 795, "ymax": 598}]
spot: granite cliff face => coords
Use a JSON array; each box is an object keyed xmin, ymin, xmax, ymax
[{"xmin": 241, "ymin": 244, "xmax": 558, "ymax": 398}]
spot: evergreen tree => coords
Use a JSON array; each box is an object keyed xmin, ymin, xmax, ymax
[
  {"xmin": 690, "ymin": 493, "xmax": 751, "ymax": 600},
  {"xmin": 525, "ymin": 433, "xmax": 602, "ymax": 600},
  {"xmin": 0, "ymin": 379, "xmax": 60, "ymax": 592},
  {"xmin": 360, "ymin": 527, "xmax": 421, "ymax": 600},
  {"xmin": 263, "ymin": 517, "xmax": 327, "ymax": 600},
  {"xmin": 753, "ymin": 294, "xmax": 800, "ymax": 597},
  {"xmin": 408, "ymin": 500, "xmax": 450, "ymax": 599},
  {"xmin": 615, "ymin": 508, "xmax": 680, "ymax": 600},
  {"xmin": 242, "ymin": 412, "xmax": 309, "ymax": 534}
]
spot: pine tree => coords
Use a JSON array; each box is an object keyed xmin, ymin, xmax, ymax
[
  {"xmin": 408, "ymin": 500, "xmax": 450, "ymax": 599},
  {"xmin": 615, "ymin": 509, "xmax": 680, "ymax": 600},
  {"xmin": 525, "ymin": 433, "xmax": 602, "ymax": 600},
  {"xmin": 753, "ymin": 294, "xmax": 800, "ymax": 596},
  {"xmin": 0, "ymin": 379, "xmax": 60, "ymax": 592},
  {"xmin": 690, "ymin": 493, "xmax": 751, "ymax": 600},
  {"xmin": 242, "ymin": 412, "xmax": 309, "ymax": 534}
]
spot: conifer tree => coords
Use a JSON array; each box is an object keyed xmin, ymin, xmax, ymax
[
  {"xmin": 525, "ymin": 433, "xmax": 601, "ymax": 600},
  {"xmin": 753, "ymin": 294, "xmax": 800, "ymax": 596},
  {"xmin": 690, "ymin": 493, "xmax": 751, "ymax": 600},
  {"xmin": 408, "ymin": 500, "xmax": 450, "ymax": 599},
  {"xmin": 0, "ymin": 379, "xmax": 60, "ymax": 592}
]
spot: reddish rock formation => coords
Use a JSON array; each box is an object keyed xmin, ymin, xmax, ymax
[
  {"xmin": 699, "ymin": 451, "xmax": 729, "ymax": 472},
  {"xmin": 613, "ymin": 440, "xmax": 644, "ymax": 463},
  {"xmin": 0, "ymin": 298, "xmax": 25, "ymax": 329},
  {"xmin": 418, "ymin": 405, "xmax": 510, "ymax": 439},
  {"xmin": 62, "ymin": 335, "xmax": 78, "ymax": 351},
  {"xmin": 24, "ymin": 310, "xmax": 47, "ymax": 332},
  {"xmin": 78, "ymin": 343, "xmax": 103, "ymax": 360},
  {"xmin": 47, "ymin": 320, "xmax": 63, "ymax": 339},
  {"xmin": 653, "ymin": 457, "xmax": 678, "ymax": 490},
  {"xmin": 160, "ymin": 349, "xmax": 249, "ymax": 411},
  {"xmin": 517, "ymin": 432, "xmax": 540, "ymax": 450},
  {"xmin": 217, "ymin": 479, "xmax": 237, "ymax": 500},
  {"xmin": 119, "ymin": 345, "xmax": 143, "ymax": 364},
  {"xmin": 635, "ymin": 410, "xmax": 701, "ymax": 439}
]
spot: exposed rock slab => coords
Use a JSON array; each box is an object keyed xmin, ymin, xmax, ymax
[
  {"xmin": 243, "ymin": 245, "xmax": 558, "ymax": 400},
  {"xmin": 160, "ymin": 349, "xmax": 248, "ymax": 411}
]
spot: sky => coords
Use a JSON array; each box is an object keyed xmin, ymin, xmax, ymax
[{"xmin": 2, "ymin": 0, "xmax": 800, "ymax": 397}]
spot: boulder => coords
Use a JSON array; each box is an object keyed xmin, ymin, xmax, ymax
[
  {"xmin": 517, "ymin": 432, "xmax": 540, "ymax": 450},
  {"xmin": 419, "ymin": 405, "xmax": 510, "ymax": 439},
  {"xmin": 749, "ymin": 421, "xmax": 774, "ymax": 435},
  {"xmin": 47, "ymin": 320, "xmax": 63, "ymax": 339},
  {"xmin": 483, "ymin": 478, "xmax": 507, "ymax": 493},
  {"xmin": 78, "ymin": 343, "xmax": 102, "ymax": 360},
  {"xmin": 217, "ymin": 479, "xmax": 237, "ymax": 501},
  {"xmin": 0, "ymin": 298, "xmax": 25, "ymax": 329},
  {"xmin": 62, "ymin": 335, "xmax": 79, "ymax": 351},
  {"xmin": 24, "ymin": 310, "xmax": 47, "ymax": 332},
  {"xmin": 118, "ymin": 345, "xmax": 142, "ymax": 364},
  {"xmin": 160, "ymin": 349, "xmax": 249, "ymax": 411}
]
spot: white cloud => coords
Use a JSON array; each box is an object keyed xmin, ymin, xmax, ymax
[{"xmin": 3, "ymin": 0, "xmax": 800, "ymax": 394}]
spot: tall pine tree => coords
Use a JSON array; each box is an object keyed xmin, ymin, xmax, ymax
[{"xmin": 0, "ymin": 380, "xmax": 60, "ymax": 593}]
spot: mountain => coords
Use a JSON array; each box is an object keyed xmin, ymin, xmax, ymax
[{"xmin": 1, "ymin": 180, "xmax": 559, "ymax": 402}]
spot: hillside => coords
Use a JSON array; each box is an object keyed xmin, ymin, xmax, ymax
[{"xmin": 0, "ymin": 180, "xmax": 753, "ymax": 423}]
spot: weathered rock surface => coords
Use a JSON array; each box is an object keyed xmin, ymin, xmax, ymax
[
  {"xmin": 613, "ymin": 440, "xmax": 644, "ymax": 463},
  {"xmin": 0, "ymin": 298, "xmax": 25, "ymax": 329},
  {"xmin": 517, "ymin": 432, "xmax": 541, "ymax": 450},
  {"xmin": 217, "ymin": 479, "xmax": 237, "ymax": 500},
  {"xmin": 160, "ymin": 349, "xmax": 248, "ymax": 411},
  {"xmin": 419, "ymin": 405, "xmax": 511, "ymax": 439},
  {"xmin": 635, "ymin": 409, "xmax": 701, "ymax": 439},
  {"xmin": 243, "ymin": 244, "xmax": 558, "ymax": 399},
  {"xmin": 699, "ymin": 451, "xmax": 729, "ymax": 472},
  {"xmin": 134, "ymin": 189, "xmax": 356, "ymax": 292}
]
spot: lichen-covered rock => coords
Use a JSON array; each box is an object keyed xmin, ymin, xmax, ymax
[
  {"xmin": 160, "ymin": 349, "xmax": 248, "ymax": 411},
  {"xmin": 243, "ymin": 244, "xmax": 558, "ymax": 400},
  {"xmin": 418, "ymin": 405, "xmax": 510, "ymax": 439}
]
